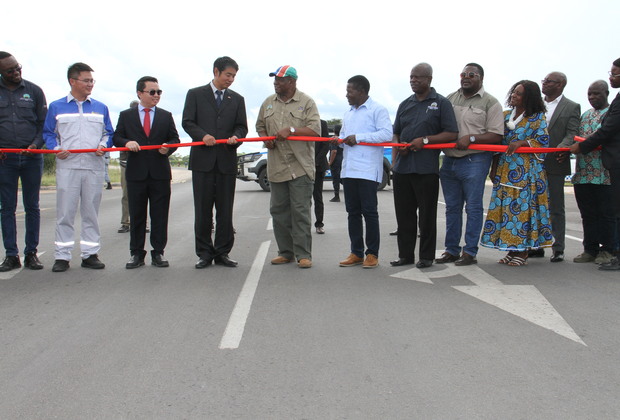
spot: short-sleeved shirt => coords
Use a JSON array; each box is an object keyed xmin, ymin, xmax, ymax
[
  {"xmin": 572, "ymin": 106, "xmax": 610, "ymax": 185},
  {"xmin": 0, "ymin": 78, "xmax": 47, "ymax": 148},
  {"xmin": 392, "ymin": 88, "xmax": 458, "ymax": 174},
  {"xmin": 256, "ymin": 89, "xmax": 321, "ymax": 183},
  {"xmin": 444, "ymin": 87, "xmax": 504, "ymax": 158}
]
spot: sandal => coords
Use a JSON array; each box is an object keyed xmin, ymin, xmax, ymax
[
  {"xmin": 498, "ymin": 253, "xmax": 514, "ymax": 264},
  {"xmin": 507, "ymin": 255, "xmax": 528, "ymax": 266}
]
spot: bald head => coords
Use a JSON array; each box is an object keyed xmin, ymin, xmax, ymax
[
  {"xmin": 412, "ymin": 62, "xmax": 433, "ymax": 77},
  {"xmin": 409, "ymin": 62, "xmax": 433, "ymax": 97},
  {"xmin": 587, "ymin": 79, "xmax": 609, "ymax": 110}
]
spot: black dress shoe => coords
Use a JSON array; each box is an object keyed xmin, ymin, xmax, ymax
[
  {"xmin": 390, "ymin": 258, "xmax": 415, "ymax": 267},
  {"xmin": 599, "ymin": 257, "xmax": 620, "ymax": 271},
  {"xmin": 24, "ymin": 253, "xmax": 44, "ymax": 270},
  {"xmin": 528, "ymin": 248, "xmax": 545, "ymax": 258},
  {"xmin": 435, "ymin": 252, "xmax": 459, "ymax": 264},
  {"xmin": 550, "ymin": 251, "xmax": 564, "ymax": 263},
  {"xmin": 0, "ymin": 255, "xmax": 22, "ymax": 272},
  {"xmin": 195, "ymin": 258, "xmax": 212, "ymax": 269},
  {"xmin": 151, "ymin": 253, "xmax": 169, "ymax": 268},
  {"xmin": 126, "ymin": 255, "xmax": 145, "ymax": 269},
  {"xmin": 117, "ymin": 225, "xmax": 130, "ymax": 233},
  {"xmin": 215, "ymin": 254, "xmax": 238, "ymax": 267},
  {"xmin": 416, "ymin": 259, "xmax": 433, "ymax": 269},
  {"xmin": 81, "ymin": 254, "xmax": 105, "ymax": 269},
  {"xmin": 52, "ymin": 259, "xmax": 70, "ymax": 272},
  {"xmin": 389, "ymin": 229, "xmax": 398, "ymax": 236}
]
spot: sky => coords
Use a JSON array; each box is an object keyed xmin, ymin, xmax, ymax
[{"xmin": 4, "ymin": 0, "xmax": 617, "ymax": 157}]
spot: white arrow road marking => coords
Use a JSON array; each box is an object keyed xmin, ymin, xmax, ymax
[
  {"xmin": 220, "ymin": 240, "xmax": 270, "ymax": 350},
  {"xmin": 391, "ymin": 264, "xmax": 586, "ymax": 346},
  {"xmin": 0, "ymin": 252, "xmax": 46, "ymax": 280}
]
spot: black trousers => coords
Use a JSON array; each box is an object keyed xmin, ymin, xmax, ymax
[
  {"xmin": 573, "ymin": 183, "xmax": 616, "ymax": 253},
  {"xmin": 192, "ymin": 170, "xmax": 235, "ymax": 260},
  {"xmin": 393, "ymin": 172, "xmax": 439, "ymax": 261},
  {"xmin": 313, "ymin": 170, "xmax": 325, "ymax": 227},
  {"xmin": 127, "ymin": 178, "xmax": 171, "ymax": 257}
]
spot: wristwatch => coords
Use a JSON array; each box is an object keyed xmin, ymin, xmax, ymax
[
  {"xmin": 422, "ymin": 137, "xmax": 429, "ymax": 145},
  {"xmin": 469, "ymin": 135, "xmax": 476, "ymax": 143},
  {"xmin": 290, "ymin": 127, "xmax": 296, "ymax": 134}
]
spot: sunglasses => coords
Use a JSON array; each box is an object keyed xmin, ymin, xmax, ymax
[
  {"xmin": 460, "ymin": 72, "xmax": 480, "ymax": 78},
  {"xmin": 142, "ymin": 89, "xmax": 162, "ymax": 96},
  {"xmin": 2, "ymin": 64, "xmax": 22, "ymax": 75}
]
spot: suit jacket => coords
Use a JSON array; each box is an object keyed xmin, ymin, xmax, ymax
[
  {"xmin": 113, "ymin": 107, "xmax": 180, "ymax": 181},
  {"xmin": 543, "ymin": 96, "xmax": 581, "ymax": 175},
  {"xmin": 315, "ymin": 119, "xmax": 330, "ymax": 172},
  {"xmin": 580, "ymin": 92, "xmax": 620, "ymax": 170},
  {"xmin": 182, "ymin": 85, "xmax": 248, "ymax": 175}
]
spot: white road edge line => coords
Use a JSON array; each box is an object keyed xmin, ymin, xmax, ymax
[{"xmin": 219, "ymin": 240, "xmax": 270, "ymax": 350}]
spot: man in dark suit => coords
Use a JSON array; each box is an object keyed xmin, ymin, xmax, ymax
[
  {"xmin": 313, "ymin": 119, "xmax": 330, "ymax": 234},
  {"xmin": 114, "ymin": 76, "xmax": 180, "ymax": 269},
  {"xmin": 531, "ymin": 72, "xmax": 580, "ymax": 262},
  {"xmin": 571, "ymin": 58, "xmax": 620, "ymax": 270},
  {"xmin": 182, "ymin": 56, "xmax": 248, "ymax": 269}
]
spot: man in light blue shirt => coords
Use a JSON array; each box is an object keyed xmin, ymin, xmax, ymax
[{"xmin": 336, "ymin": 75, "xmax": 392, "ymax": 268}]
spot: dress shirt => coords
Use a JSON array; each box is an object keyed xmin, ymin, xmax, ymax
[
  {"xmin": 138, "ymin": 104, "xmax": 155, "ymax": 127},
  {"xmin": 210, "ymin": 82, "xmax": 225, "ymax": 101},
  {"xmin": 545, "ymin": 94, "xmax": 563, "ymax": 121}
]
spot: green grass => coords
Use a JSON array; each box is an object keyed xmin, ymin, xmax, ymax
[{"xmin": 41, "ymin": 166, "xmax": 121, "ymax": 187}]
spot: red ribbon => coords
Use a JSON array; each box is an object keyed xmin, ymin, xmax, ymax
[{"xmin": 0, "ymin": 135, "xmax": 585, "ymax": 154}]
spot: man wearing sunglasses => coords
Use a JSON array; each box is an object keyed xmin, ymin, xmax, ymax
[
  {"xmin": 182, "ymin": 56, "xmax": 248, "ymax": 269},
  {"xmin": 43, "ymin": 62, "xmax": 114, "ymax": 272},
  {"xmin": 114, "ymin": 76, "xmax": 180, "ymax": 269},
  {"xmin": 435, "ymin": 63, "xmax": 503, "ymax": 267},
  {"xmin": 0, "ymin": 52, "xmax": 47, "ymax": 272},
  {"xmin": 530, "ymin": 72, "xmax": 580, "ymax": 263}
]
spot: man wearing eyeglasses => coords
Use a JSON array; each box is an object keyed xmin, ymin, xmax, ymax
[
  {"xmin": 570, "ymin": 58, "xmax": 620, "ymax": 271},
  {"xmin": 435, "ymin": 63, "xmax": 503, "ymax": 267},
  {"xmin": 530, "ymin": 72, "xmax": 580, "ymax": 263},
  {"xmin": 114, "ymin": 76, "xmax": 180, "ymax": 269},
  {"xmin": 43, "ymin": 62, "xmax": 114, "ymax": 272},
  {"xmin": 182, "ymin": 56, "xmax": 248, "ymax": 269},
  {"xmin": 0, "ymin": 52, "xmax": 47, "ymax": 272}
]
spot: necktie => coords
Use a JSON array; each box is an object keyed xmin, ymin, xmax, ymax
[
  {"xmin": 144, "ymin": 108, "xmax": 151, "ymax": 137},
  {"xmin": 216, "ymin": 90, "xmax": 223, "ymax": 108}
]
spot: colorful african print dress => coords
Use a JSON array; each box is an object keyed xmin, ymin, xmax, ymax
[{"xmin": 480, "ymin": 111, "xmax": 554, "ymax": 251}]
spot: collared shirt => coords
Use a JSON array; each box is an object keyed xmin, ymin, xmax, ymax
[
  {"xmin": 0, "ymin": 78, "xmax": 47, "ymax": 148},
  {"xmin": 572, "ymin": 106, "xmax": 611, "ymax": 185},
  {"xmin": 340, "ymin": 97, "xmax": 393, "ymax": 182},
  {"xmin": 138, "ymin": 104, "xmax": 155, "ymax": 127},
  {"xmin": 256, "ymin": 89, "xmax": 321, "ymax": 182},
  {"xmin": 43, "ymin": 93, "xmax": 114, "ymax": 171},
  {"xmin": 210, "ymin": 81, "xmax": 225, "ymax": 101},
  {"xmin": 392, "ymin": 88, "xmax": 458, "ymax": 174},
  {"xmin": 545, "ymin": 94, "xmax": 563, "ymax": 122},
  {"xmin": 445, "ymin": 87, "xmax": 504, "ymax": 158}
]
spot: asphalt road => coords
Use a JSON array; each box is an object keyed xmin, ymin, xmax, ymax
[{"xmin": 1, "ymin": 170, "xmax": 619, "ymax": 419}]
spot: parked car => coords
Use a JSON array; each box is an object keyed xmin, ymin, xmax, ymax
[{"xmin": 237, "ymin": 147, "xmax": 393, "ymax": 192}]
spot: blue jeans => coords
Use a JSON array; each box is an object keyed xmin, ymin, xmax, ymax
[
  {"xmin": 439, "ymin": 153, "xmax": 492, "ymax": 257},
  {"xmin": 342, "ymin": 178, "xmax": 380, "ymax": 257},
  {"xmin": 0, "ymin": 153, "xmax": 43, "ymax": 256}
]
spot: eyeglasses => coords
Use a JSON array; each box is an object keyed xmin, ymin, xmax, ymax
[
  {"xmin": 460, "ymin": 72, "xmax": 480, "ymax": 78},
  {"xmin": 541, "ymin": 79, "xmax": 560, "ymax": 84},
  {"xmin": 608, "ymin": 71, "xmax": 620, "ymax": 78},
  {"xmin": 72, "ymin": 78, "xmax": 96, "ymax": 85},
  {"xmin": 2, "ymin": 64, "xmax": 22, "ymax": 75},
  {"xmin": 141, "ymin": 90, "xmax": 162, "ymax": 96}
]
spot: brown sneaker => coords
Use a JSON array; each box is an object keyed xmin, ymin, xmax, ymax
[
  {"xmin": 363, "ymin": 254, "xmax": 379, "ymax": 269},
  {"xmin": 298, "ymin": 258, "xmax": 312, "ymax": 268},
  {"xmin": 339, "ymin": 253, "xmax": 364, "ymax": 267},
  {"xmin": 435, "ymin": 252, "xmax": 459, "ymax": 264},
  {"xmin": 271, "ymin": 256, "xmax": 292, "ymax": 265}
]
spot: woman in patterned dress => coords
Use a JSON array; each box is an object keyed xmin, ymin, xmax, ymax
[{"xmin": 480, "ymin": 80, "xmax": 554, "ymax": 266}]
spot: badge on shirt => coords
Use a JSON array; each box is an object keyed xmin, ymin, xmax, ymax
[{"xmin": 427, "ymin": 102, "xmax": 438, "ymax": 111}]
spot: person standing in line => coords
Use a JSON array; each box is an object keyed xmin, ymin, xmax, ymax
[
  {"xmin": 43, "ymin": 62, "xmax": 114, "ymax": 272},
  {"xmin": 389, "ymin": 63, "xmax": 458, "ymax": 269},
  {"xmin": 529, "ymin": 72, "xmax": 580, "ymax": 262},
  {"xmin": 182, "ymin": 56, "xmax": 248, "ymax": 269},
  {"xmin": 336, "ymin": 75, "xmax": 393, "ymax": 269},
  {"xmin": 0, "ymin": 51, "xmax": 47, "ymax": 271},
  {"xmin": 313, "ymin": 119, "xmax": 330, "ymax": 234},
  {"xmin": 328, "ymin": 124, "xmax": 343, "ymax": 202},
  {"xmin": 117, "ymin": 100, "xmax": 139, "ymax": 234},
  {"xmin": 256, "ymin": 65, "xmax": 321, "ymax": 269},
  {"xmin": 571, "ymin": 80, "xmax": 616, "ymax": 265},
  {"xmin": 435, "ymin": 63, "xmax": 503, "ymax": 266},
  {"xmin": 114, "ymin": 76, "xmax": 180, "ymax": 269},
  {"xmin": 570, "ymin": 58, "xmax": 620, "ymax": 271}
]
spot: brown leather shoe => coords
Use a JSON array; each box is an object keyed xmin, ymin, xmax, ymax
[
  {"xmin": 271, "ymin": 256, "xmax": 292, "ymax": 265},
  {"xmin": 435, "ymin": 252, "xmax": 459, "ymax": 264},
  {"xmin": 454, "ymin": 253, "xmax": 477, "ymax": 266},
  {"xmin": 339, "ymin": 253, "xmax": 364, "ymax": 267},
  {"xmin": 298, "ymin": 258, "xmax": 312, "ymax": 268},
  {"xmin": 363, "ymin": 254, "xmax": 379, "ymax": 269}
]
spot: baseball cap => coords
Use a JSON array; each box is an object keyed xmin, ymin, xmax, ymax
[{"xmin": 269, "ymin": 65, "xmax": 298, "ymax": 80}]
